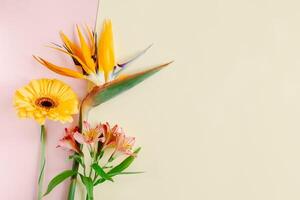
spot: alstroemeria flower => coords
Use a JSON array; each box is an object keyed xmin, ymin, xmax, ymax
[
  {"xmin": 112, "ymin": 132, "xmax": 136, "ymax": 157},
  {"xmin": 57, "ymin": 127, "xmax": 81, "ymax": 154},
  {"xmin": 100, "ymin": 122, "xmax": 135, "ymax": 158},
  {"xmin": 74, "ymin": 121, "xmax": 104, "ymax": 144},
  {"xmin": 34, "ymin": 19, "xmax": 152, "ymax": 86},
  {"xmin": 101, "ymin": 122, "xmax": 121, "ymax": 148}
]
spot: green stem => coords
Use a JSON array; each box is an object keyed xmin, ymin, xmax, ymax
[
  {"xmin": 38, "ymin": 125, "xmax": 46, "ymax": 200},
  {"xmin": 67, "ymin": 107, "xmax": 83, "ymax": 200},
  {"xmin": 86, "ymin": 189, "xmax": 94, "ymax": 200},
  {"xmin": 67, "ymin": 157, "xmax": 79, "ymax": 200}
]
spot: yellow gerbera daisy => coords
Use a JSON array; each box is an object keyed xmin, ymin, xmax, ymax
[{"xmin": 13, "ymin": 79, "xmax": 79, "ymax": 125}]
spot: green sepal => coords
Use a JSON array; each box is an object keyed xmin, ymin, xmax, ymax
[{"xmin": 44, "ymin": 170, "xmax": 77, "ymax": 196}]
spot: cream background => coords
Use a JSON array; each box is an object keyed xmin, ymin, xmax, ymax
[{"xmin": 2, "ymin": 0, "xmax": 300, "ymax": 199}]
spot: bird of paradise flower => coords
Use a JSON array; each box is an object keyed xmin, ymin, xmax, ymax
[{"xmin": 34, "ymin": 20, "xmax": 168, "ymax": 86}]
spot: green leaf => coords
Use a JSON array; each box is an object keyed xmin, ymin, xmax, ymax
[
  {"xmin": 86, "ymin": 62, "xmax": 172, "ymax": 108},
  {"xmin": 44, "ymin": 170, "xmax": 77, "ymax": 196},
  {"xmin": 108, "ymin": 147, "xmax": 142, "ymax": 176},
  {"xmin": 80, "ymin": 175, "xmax": 94, "ymax": 199},
  {"xmin": 91, "ymin": 163, "xmax": 113, "ymax": 182},
  {"xmin": 94, "ymin": 148, "xmax": 142, "ymax": 186},
  {"xmin": 110, "ymin": 171, "xmax": 145, "ymax": 176},
  {"xmin": 94, "ymin": 171, "xmax": 144, "ymax": 186}
]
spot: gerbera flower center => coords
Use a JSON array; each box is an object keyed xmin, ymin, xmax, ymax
[{"xmin": 35, "ymin": 97, "xmax": 57, "ymax": 109}]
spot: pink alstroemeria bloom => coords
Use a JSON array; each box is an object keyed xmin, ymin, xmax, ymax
[
  {"xmin": 101, "ymin": 122, "xmax": 121, "ymax": 148},
  {"xmin": 74, "ymin": 121, "xmax": 104, "ymax": 144},
  {"xmin": 57, "ymin": 127, "xmax": 81, "ymax": 154},
  {"xmin": 112, "ymin": 131, "xmax": 136, "ymax": 158},
  {"xmin": 100, "ymin": 122, "xmax": 135, "ymax": 158}
]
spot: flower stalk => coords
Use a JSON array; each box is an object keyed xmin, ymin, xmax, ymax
[
  {"xmin": 38, "ymin": 125, "xmax": 46, "ymax": 200},
  {"xmin": 67, "ymin": 106, "xmax": 83, "ymax": 200}
]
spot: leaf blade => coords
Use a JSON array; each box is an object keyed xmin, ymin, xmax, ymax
[
  {"xmin": 91, "ymin": 163, "xmax": 113, "ymax": 182},
  {"xmin": 109, "ymin": 171, "xmax": 145, "ymax": 176},
  {"xmin": 44, "ymin": 170, "xmax": 77, "ymax": 196},
  {"xmin": 93, "ymin": 148, "xmax": 142, "ymax": 186},
  {"xmin": 108, "ymin": 147, "xmax": 142, "ymax": 176}
]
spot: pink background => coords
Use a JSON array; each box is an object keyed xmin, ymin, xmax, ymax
[{"xmin": 0, "ymin": 0, "xmax": 97, "ymax": 199}]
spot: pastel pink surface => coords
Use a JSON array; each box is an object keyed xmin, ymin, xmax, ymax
[{"xmin": 0, "ymin": 0, "xmax": 97, "ymax": 199}]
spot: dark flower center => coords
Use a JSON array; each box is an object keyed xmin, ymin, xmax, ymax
[{"xmin": 35, "ymin": 97, "xmax": 57, "ymax": 109}]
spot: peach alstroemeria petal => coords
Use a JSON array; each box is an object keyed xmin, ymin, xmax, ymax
[
  {"xmin": 33, "ymin": 56, "xmax": 85, "ymax": 79},
  {"xmin": 57, "ymin": 138, "xmax": 80, "ymax": 153},
  {"xmin": 75, "ymin": 121, "xmax": 104, "ymax": 144},
  {"xmin": 74, "ymin": 132, "xmax": 86, "ymax": 144},
  {"xmin": 112, "ymin": 132, "xmax": 135, "ymax": 158},
  {"xmin": 100, "ymin": 123, "xmax": 120, "ymax": 148},
  {"xmin": 100, "ymin": 122, "xmax": 135, "ymax": 157},
  {"xmin": 57, "ymin": 128, "xmax": 81, "ymax": 153},
  {"xmin": 98, "ymin": 19, "xmax": 116, "ymax": 81},
  {"xmin": 83, "ymin": 121, "xmax": 91, "ymax": 132}
]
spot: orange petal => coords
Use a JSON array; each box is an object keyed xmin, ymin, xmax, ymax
[
  {"xmin": 60, "ymin": 32, "xmax": 79, "ymax": 53},
  {"xmin": 76, "ymin": 25, "xmax": 96, "ymax": 74},
  {"xmin": 85, "ymin": 24, "xmax": 95, "ymax": 54},
  {"xmin": 60, "ymin": 31, "xmax": 86, "ymax": 64},
  {"xmin": 48, "ymin": 45, "xmax": 94, "ymax": 76},
  {"xmin": 33, "ymin": 56, "xmax": 86, "ymax": 79}
]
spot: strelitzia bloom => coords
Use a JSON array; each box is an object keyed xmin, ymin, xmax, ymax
[
  {"xmin": 57, "ymin": 127, "xmax": 81, "ymax": 154},
  {"xmin": 34, "ymin": 20, "xmax": 151, "ymax": 86},
  {"xmin": 13, "ymin": 79, "xmax": 79, "ymax": 125},
  {"xmin": 74, "ymin": 121, "xmax": 104, "ymax": 144}
]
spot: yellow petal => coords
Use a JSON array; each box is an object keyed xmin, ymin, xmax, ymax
[
  {"xmin": 33, "ymin": 56, "xmax": 86, "ymax": 79},
  {"xmin": 98, "ymin": 19, "xmax": 116, "ymax": 82}
]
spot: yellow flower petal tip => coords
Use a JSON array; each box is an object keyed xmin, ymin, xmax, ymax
[
  {"xmin": 98, "ymin": 19, "xmax": 116, "ymax": 81},
  {"xmin": 13, "ymin": 79, "xmax": 79, "ymax": 125}
]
